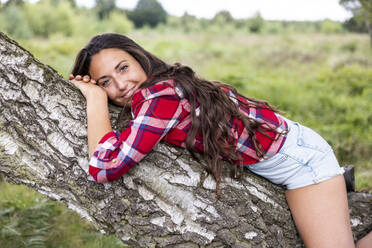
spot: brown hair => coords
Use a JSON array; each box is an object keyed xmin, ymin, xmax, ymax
[{"xmin": 71, "ymin": 33, "xmax": 284, "ymax": 197}]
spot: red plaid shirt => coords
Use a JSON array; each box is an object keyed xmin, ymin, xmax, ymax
[{"xmin": 89, "ymin": 80, "xmax": 288, "ymax": 182}]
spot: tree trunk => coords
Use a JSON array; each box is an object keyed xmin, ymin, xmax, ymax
[
  {"xmin": 366, "ymin": 19, "xmax": 372, "ymax": 47},
  {"xmin": 0, "ymin": 32, "xmax": 371, "ymax": 248}
]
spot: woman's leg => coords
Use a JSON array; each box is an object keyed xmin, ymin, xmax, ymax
[
  {"xmin": 356, "ymin": 231, "xmax": 372, "ymax": 248},
  {"xmin": 285, "ymin": 174, "xmax": 355, "ymax": 247}
]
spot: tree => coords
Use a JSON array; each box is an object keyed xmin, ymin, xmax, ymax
[
  {"xmin": 95, "ymin": 0, "xmax": 116, "ymax": 20},
  {"xmin": 247, "ymin": 12, "xmax": 265, "ymax": 33},
  {"xmin": 3, "ymin": 0, "xmax": 24, "ymax": 7},
  {"xmin": 23, "ymin": 0, "xmax": 75, "ymax": 37},
  {"xmin": 212, "ymin": 10, "xmax": 234, "ymax": 24},
  {"xmin": 51, "ymin": 0, "xmax": 76, "ymax": 8},
  {"xmin": 340, "ymin": 0, "xmax": 372, "ymax": 46},
  {"xmin": 127, "ymin": 0, "xmax": 167, "ymax": 28},
  {"xmin": 343, "ymin": 16, "xmax": 369, "ymax": 33},
  {"xmin": 1, "ymin": 32, "xmax": 372, "ymax": 247}
]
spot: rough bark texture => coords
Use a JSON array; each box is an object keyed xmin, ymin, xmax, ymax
[{"xmin": 0, "ymin": 32, "xmax": 371, "ymax": 248}]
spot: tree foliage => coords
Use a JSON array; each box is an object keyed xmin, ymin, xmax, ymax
[
  {"xmin": 212, "ymin": 10, "xmax": 234, "ymax": 24},
  {"xmin": 98, "ymin": 10, "xmax": 134, "ymax": 34},
  {"xmin": 22, "ymin": 0, "xmax": 75, "ymax": 37},
  {"xmin": 0, "ymin": 0, "xmax": 133, "ymax": 39},
  {"xmin": 0, "ymin": 4, "xmax": 32, "ymax": 39},
  {"xmin": 340, "ymin": 0, "xmax": 372, "ymax": 43},
  {"xmin": 50, "ymin": 0, "xmax": 76, "ymax": 7},
  {"xmin": 343, "ymin": 16, "xmax": 369, "ymax": 32},
  {"xmin": 127, "ymin": 0, "xmax": 167, "ymax": 28},
  {"xmin": 3, "ymin": 0, "xmax": 24, "ymax": 7},
  {"xmin": 247, "ymin": 12, "xmax": 265, "ymax": 33},
  {"xmin": 95, "ymin": 0, "xmax": 116, "ymax": 20},
  {"xmin": 321, "ymin": 19, "xmax": 344, "ymax": 34}
]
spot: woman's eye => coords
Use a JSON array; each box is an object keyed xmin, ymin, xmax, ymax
[
  {"xmin": 119, "ymin": 65, "xmax": 128, "ymax": 72},
  {"xmin": 101, "ymin": 79, "xmax": 111, "ymax": 87}
]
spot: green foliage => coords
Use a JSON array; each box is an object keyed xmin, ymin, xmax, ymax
[
  {"xmin": 51, "ymin": 0, "xmax": 76, "ymax": 7},
  {"xmin": 53, "ymin": 0, "xmax": 75, "ymax": 36},
  {"xmin": 340, "ymin": 41, "xmax": 358, "ymax": 53},
  {"xmin": 3, "ymin": 0, "xmax": 24, "ymax": 7},
  {"xmin": 247, "ymin": 12, "xmax": 264, "ymax": 33},
  {"xmin": 95, "ymin": 0, "xmax": 116, "ymax": 20},
  {"xmin": 19, "ymin": 34, "xmax": 91, "ymax": 77},
  {"xmin": 321, "ymin": 19, "xmax": 344, "ymax": 34},
  {"xmin": 179, "ymin": 12, "xmax": 203, "ymax": 33},
  {"xmin": 212, "ymin": 10, "xmax": 234, "ymax": 24},
  {"xmin": 0, "ymin": 182, "xmax": 127, "ymax": 248},
  {"xmin": 0, "ymin": 4, "xmax": 32, "ymax": 39},
  {"xmin": 23, "ymin": 0, "xmax": 75, "ymax": 37},
  {"xmin": 127, "ymin": 0, "xmax": 167, "ymax": 28},
  {"xmin": 343, "ymin": 16, "xmax": 369, "ymax": 33},
  {"xmin": 69, "ymin": 9, "xmax": 101, "ymax": 37},
  {"xmin": 98, "ymin": 10, "xmax": 134, "ymax": 34},
  {"xmin": 340, "ymin": 0, "xmax": 372, "ymax": 42},
  {"xmin": 0, "ymin": 0, "xmax": 352, "ymax": 40},
  {"xmin": 262, "ymin": 21, "xmax": 284, "ymax": 34}
]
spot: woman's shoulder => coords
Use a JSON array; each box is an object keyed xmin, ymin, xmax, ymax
[{"xmin": 132, "ymin": 79, "xmax": 181, "ymax": 105}]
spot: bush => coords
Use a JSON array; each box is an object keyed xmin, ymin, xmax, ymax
[
  {"xmin": 127, "ymin": 0, "xmax": 167, "ymax": 28},
  {"xmin": 247, "ymin": 12, "xmax": 264, "ymax": 33},
  {"xmin": 23, "ymin": 0, "xmax": 75, "ymax": 37},
  {"xmin": 0, "ymin": 5, "xmax": 33, "ymax": 39},
  {"xmin": 98, "ymin": 11, "xmax": 134, "ymax": 34},
  {"xmin": 321, "ymin": 19, "xmax": 344, "ymax": 34}
]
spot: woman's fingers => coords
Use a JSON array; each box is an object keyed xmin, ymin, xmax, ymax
[
  {"xmin": 83, "ymin": 75, "xmax": 90, "ymax": 82},
  {"xmin": 68, "ymin": 75, "xmax": 94, "ymax": 82},
  {"xmin": 68, "ymin": 75, "xmax": 96, "ymax": 88}
]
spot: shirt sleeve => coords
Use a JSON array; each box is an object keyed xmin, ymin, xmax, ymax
[{"xmin": 88, "ymin": 84, "xmax": 183, "ymax": 182}]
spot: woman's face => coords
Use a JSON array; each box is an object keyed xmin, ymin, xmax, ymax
[{"xmin": 89, "ymin": 48, "xmax": 147, "ymax": 106}]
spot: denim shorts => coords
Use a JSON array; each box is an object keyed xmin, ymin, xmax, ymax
[{"xmin": 247, "ymin": 117, "xmax": 345, "ymax": 190}]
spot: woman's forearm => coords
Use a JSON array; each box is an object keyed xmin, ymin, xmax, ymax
[{"xmin": 86, "ymin": 95, "xmax": 113, "ymax": 157}]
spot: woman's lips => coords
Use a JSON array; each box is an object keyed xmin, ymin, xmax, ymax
[{"xmin": 121, "ymin": 87, "xmax": 136, "ymax": 98}]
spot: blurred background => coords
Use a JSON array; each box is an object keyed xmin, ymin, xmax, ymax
[{"xmin": 0, "ymin": 0, "xmax": 371, "ymax": 247}]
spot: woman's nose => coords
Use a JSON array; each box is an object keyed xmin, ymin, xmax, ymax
[{"xmin": 116, "ymin": 79, "xmax": 128, "ymax": 91}]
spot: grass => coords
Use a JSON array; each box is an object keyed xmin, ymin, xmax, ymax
[{"xmin": 0, "ymin": 180, "xmax": 127, "ymax": 248}]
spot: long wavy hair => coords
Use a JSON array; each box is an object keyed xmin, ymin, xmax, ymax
[{"xmin": 71, "ymin": 33, "xmax": 284, "ymax": 197}]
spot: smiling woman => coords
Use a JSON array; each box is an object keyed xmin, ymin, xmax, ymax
[{"xmin": 68, "ymin": 33, "xmax": 372, "ymax": 248}]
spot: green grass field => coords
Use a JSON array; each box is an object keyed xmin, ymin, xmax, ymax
[{"xmin": 1, "ymin": 31, "xmax": 372, "ymax": 246}]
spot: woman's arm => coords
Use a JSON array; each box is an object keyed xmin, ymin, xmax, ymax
[
  {"xmin": 69, "ymin": 74, "xmax": 113, "ymax": 157},
  {"xmin": 86, "ymin": 94, "xmax": 112, "ymax": 157},
  {"xmin": 88, "ymin": 83, "xmax": 184, "ymax": 182}
]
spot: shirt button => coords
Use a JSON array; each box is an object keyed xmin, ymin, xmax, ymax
[{"xmin": 113, "ymin": 159, "xmax": 117, "ymax": 163}]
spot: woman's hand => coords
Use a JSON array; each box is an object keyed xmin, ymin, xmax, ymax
[
  {"xmin": 69, "ymin": 74, "xmax": 106, "ymax": 100},
  {"xmin": 69, "ymin": 74, "xmax": 112, "ymax": 157}
]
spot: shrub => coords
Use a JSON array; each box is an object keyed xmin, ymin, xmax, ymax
[
  {"xmin": 98, "ymin": 11, "xmax": 134, "ymax": 34},
  {"xmin": 0, "ymin": 5, "xmax": 33, "ymax": 39}
]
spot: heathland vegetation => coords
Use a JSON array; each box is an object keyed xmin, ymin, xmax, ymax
[{"xmin": 0, "ymin": 0, "xmax": 371, "ymax": 247}]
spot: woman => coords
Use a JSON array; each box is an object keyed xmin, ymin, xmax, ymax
[{"xmin": 69, "ymin": 33, "xmax": 372, "ymax": 247}]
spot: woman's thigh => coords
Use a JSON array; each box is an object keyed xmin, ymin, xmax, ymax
[{"xmin": 285, "ymin": 175, "xmax": 355, "ymax": 248}]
